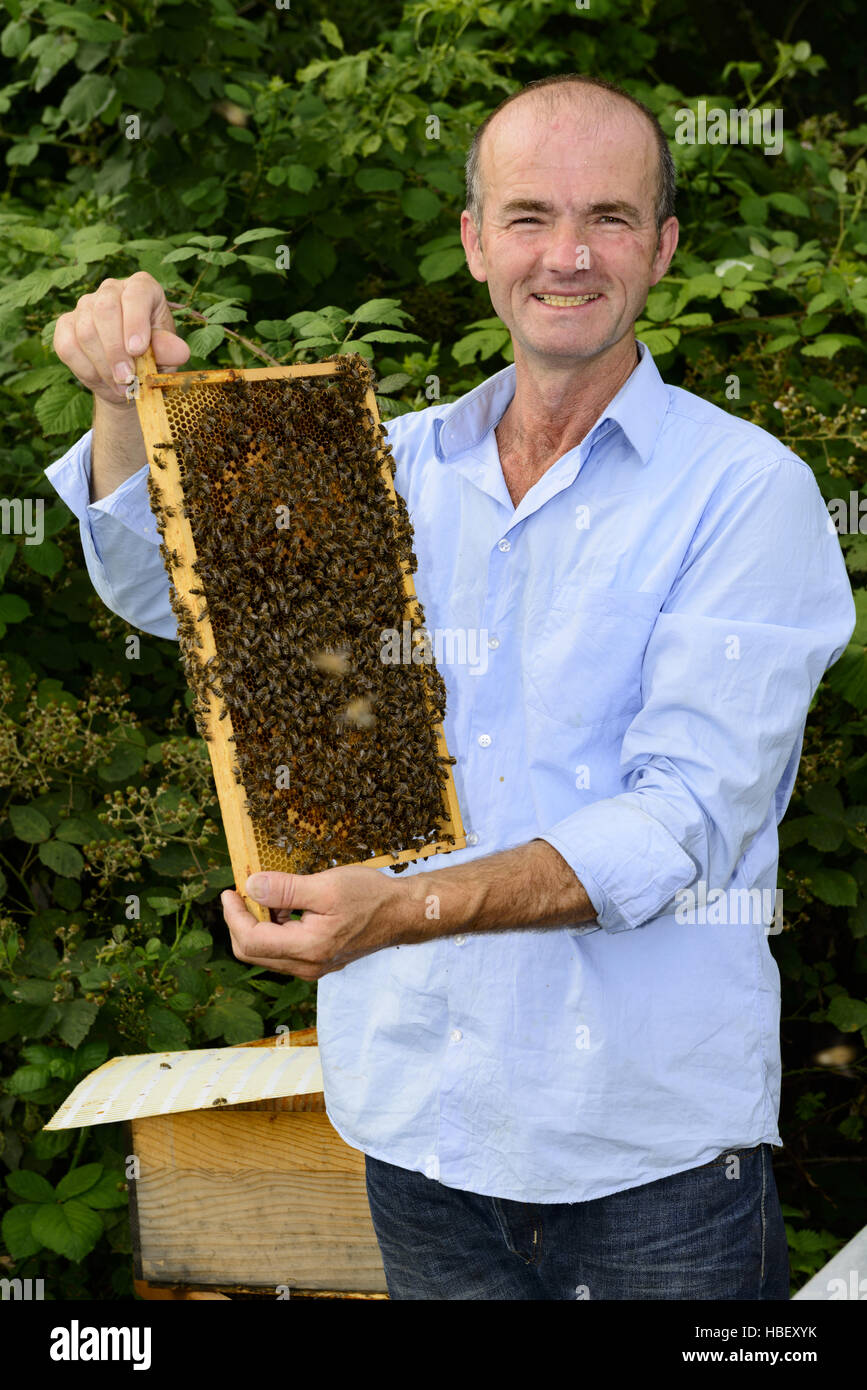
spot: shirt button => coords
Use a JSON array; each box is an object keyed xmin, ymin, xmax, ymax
[
  {"xmin": 497, "ymin": 538, "xmax": 511, "ymax": 552},
  {"xmin": 488, "ymin": 635, "xmax": 500, "ymax": 649},
  {"xmin": 478, "ymin": 733, "xmax": 492, "ymax": 747},
  {"xmin": 454, "ymin": 934, "xmax": 466, "ymax": 945},
  {"xmin": 466, "ymin": 831, "xmax": 479, "ymax": 846},
  {"xmin": 450, "ymin": 1028, "xmax": 463, "ymax": 1042}
]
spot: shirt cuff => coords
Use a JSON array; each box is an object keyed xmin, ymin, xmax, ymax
[
  {"xmin": 537, "ymin": 796, "xmax": 700, "ymax": 934},
  {"xmin": 44, "ymin": 429, "xmax": 160, "ymax": 562}
]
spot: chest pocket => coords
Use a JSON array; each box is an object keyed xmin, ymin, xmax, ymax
[{"xmin": 523, "ymin": 585, "xmax": 663, "ymax": 728}]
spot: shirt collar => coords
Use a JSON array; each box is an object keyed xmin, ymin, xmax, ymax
[{"xmin": 433, "ymin": 338, "xmax": 669, "ymax": 467}]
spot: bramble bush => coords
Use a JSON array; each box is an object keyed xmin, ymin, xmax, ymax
[{"xmin": 0, "ymin": 0, "xmax": 865, "ymax": 1298}]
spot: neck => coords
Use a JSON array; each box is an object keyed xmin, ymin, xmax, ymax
[{"xmin": 496, "ymin": 334, "xmax": 640, "ymax": 467}]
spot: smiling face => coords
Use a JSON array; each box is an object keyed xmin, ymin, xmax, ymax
[{"xmin": 461, "ymin": 90, "xmax": 679, "ymax": 372}]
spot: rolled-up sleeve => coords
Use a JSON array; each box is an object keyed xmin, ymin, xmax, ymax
[
  {"xmin": 44, "ymin": 429, "xmax": 177, "ymax": 640},
  {"xmin": 538, "ymin": 456, "xmax": 856, "ymax": 934}
]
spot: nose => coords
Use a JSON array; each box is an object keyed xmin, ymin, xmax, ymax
[{"xmin": 539, "ymin": 220, "xmax": 593, "ymax": 276}]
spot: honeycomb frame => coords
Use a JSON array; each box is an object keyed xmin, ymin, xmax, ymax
[{"xmin": 132, "ymin": 346, "xmax": 465, "ymax": 921}]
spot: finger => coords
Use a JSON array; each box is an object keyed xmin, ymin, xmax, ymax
[
  {"xmin": 120, "ymin": 272, "xmax": 190, "ymax": 371},
  {"xmin": 224, "ymin": 921, "xmax": 319, "ymax": 978},
  {"xmin": 231, "ymin": 945, "xmax": 312, "ymax": 976},
  {"xmin": 66, "ymin": 293, "xmax": 122, "ymax": 401},
  {"xmin": 244, "ymin": 871, "xmax": 332, "ymax": 915},
  {"xmin": 149, "ymin": 326, "xmax": 190, "ymax": 372},
  {"xmin": 54, "ymin": 312, "xmax": 113, "ymax": 396},
  {"xmin": 222, "ymin": 890, "xmax": 314, "ymax": 959},
  {"xmin": 89, "ymin": 280, "xmax": 140, "ymax": 401}
]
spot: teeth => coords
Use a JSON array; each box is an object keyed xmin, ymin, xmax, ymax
[{"xmin": 535, "ymin": 293, "xmax": 600, "ymax": 306}]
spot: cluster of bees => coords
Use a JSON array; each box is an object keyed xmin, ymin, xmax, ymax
[{"xmin": 146, "ymin": 353, "xmax": 455, "ymax": 875}]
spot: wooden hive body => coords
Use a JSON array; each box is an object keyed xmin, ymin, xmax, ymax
[
  {"xmin": 128, "ymin": 1029, "xmax": 388, "ymax": 1297},
  {"xmin": 132, "ymin": 347, "xmax": 464, "ymax": 919}
]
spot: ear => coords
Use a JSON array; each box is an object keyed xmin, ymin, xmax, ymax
[
  {"xmin": 460, "ymin": 209, "xmax": 488, "ymax": 284},
  {"xmin": 649, "ymin": 217, "xmax": 679, "ymax": 287}
]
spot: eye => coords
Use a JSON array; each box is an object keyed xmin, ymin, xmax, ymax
[
  {"xmin": 600, "ymin": 215, "xmax": 626, "ymax": 225},
  {"xmin": 512, "ymin": 217, "xmax": 541, "ymax": 225}
]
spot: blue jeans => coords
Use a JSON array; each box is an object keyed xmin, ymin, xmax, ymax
[{"xmin": 364, "ymin": 1143, "xmax": 790, "ymax": 1300}]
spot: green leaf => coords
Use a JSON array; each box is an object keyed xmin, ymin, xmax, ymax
[
  {"xmin": 801, "ymin": 335, "xmax": 862, "ymax": 358},
  {"xmin": 420, "ymin": 247, "xmax": 466, "ymax": 282},
  {"xmin": 0, "ymin": 594, "xmax": 31, "ymax": 623},
  {"xmin": 200, "ymin": 997, "xmax": 264, "ymax": 1045},
  {"xmin": 375, "ymin": 373, "xmax": 411, "ymax": 394},
  {"xmin": 9, "ymin": 804, "xmax": 51, "ymax": 843},
  {"xmin": 178, "ymin": 929, "xmax": 212, "ymax": 956},
  {"xmin": 79, "ymin": 1170, "xmax": 128, "ymax": 1210},
  {"xmin": 232, "ymin": 226, "xmax": 285, "ymax": 247},
  {"xmin": 401, "ymin": 187, "xmax": 441, "ymax": 222},
  {"xmin": 284, "ymin": 164, "xmax": 315, "ymax": 193},
  {"xmin": 31, "ymin": 1198, "xmax": 102, "ymax": 1262},
  {"xmin": 55, "ymin": 816, "xmax": 100, "ymax": 845},
  {"xmin": 55, "ymin": 1163, "xmax": 103, "ymax": 1201},
  {"xmin": 767, "ymin": 192, "xmax": 810, "ymax": 217},
  {"xmin": 57, "ymin": 999, "xmax": 99, "ymax": 1048},
  {"xmin": 5, "ymin": 1063, "xmax": 51, "ymax": 1094},
  {"xmin": 762, "ymin": 334, "xmax": 800, "ymax": 353},
  {"xmin": 349, "ymin": 298, "xmax": 409, "ymax": 326},
  {"xmin": 355, "ymin": 167, "xmax": 402, "ymax": 192},
  {"xmin": 636, "ymin": 327, "xmax": 681, "ymax": 355},
  {"xmin": 3, "ymin": 223, "xmax": 60, "ymax": 254},
  {"xmin": 45, "ymin": 10, "xmax": 123, "ymax": 43},
  {"xmin": 96, "ymin": 738, "xmax": 146, "ymax": 782},
  {"xmin": 1, "ymin": 1204, "xmax": 44, "ymax": 1259},
  {"xmin": 161, "ymin": 246, "xmax": 201, "ymax": 264},
  {"xmin": 145, "ymin": 896, "xmax": 180, "ymax": 917},
  {"xmin": 809, "ymin": 868, "xmax": 858, "ymax": 906},
  {"xmin": 1, "ymin": 19, "xmax": 30, "ymax": 58},
  {"xmin": 6, "ymin": 1168, "xmax": 55, "ymax": 1202},
  {"xmin": 452, "ymin": 328, "xmax": 510, "ymax": 365},
  {"xmin": 738, "ymin": 195, "xmax": 768, "ymax": 225},
  {"xmin": 38, "ymin": 840, "xmax": 84, "ymax": 878},
  {"xmin": 320, "ymin": 18, "xmax": 344, "ymax": 49},
  {"xmin": 75, "ymin": 1039, "xmax": 109, "ymax": 1073},
  {"xmin": 186, "ymin": 324, "xmax": 225, "ymax": 358},
  {"xmin": 827, "ymin": 994, "xmax": 867, "ymax": 1032},
  {"xmin": 358, "ymin": 330, "xmax": 422, "ymax": 344},
  {"xmin": 21, "ymin": 539, "xmax": 64, "ymax": 578},
  {"xmin": 59, "ymin": 74, "xmax": 115, "ymax": 130},
  {"xmin": 826, "ymin": 645, "xmax": 867, "ymax": 707},
  {"xmin": 122, "ymin": 68, "xmax": 165, "ymax": 111},
  {"xmin": 807, "ymin": 291, "xmax": 838, "ymax": 315},
  {"xmin": 145, "ymin": 1003, "xmax": 190, "ymax": 1051},
  {"xmin": 34, "ymin": 383, "xmax": 92, "ymax": 436},
  {"xmin": 293, "ymin": 233, "xmax": 337, "ymax": 286},
  {"xmin": 803, "ymin": 816, "xmax": 845, "ymax": 852},
  {"xmin": 6, "ymin": 141, "xmax": 39, "ymax": 166},
  {"xmin": 805, "ymin": 783, "xmax": 845, "ymax": 818}
]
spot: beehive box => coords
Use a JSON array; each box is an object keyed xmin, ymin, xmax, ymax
[
  {"xmin": 45, "ymin": 1028, "xmax": 387, "ymax": 1298},
  {"xmin": 132, "ymin": 346, "xmax": 464, "ymax": 919}
]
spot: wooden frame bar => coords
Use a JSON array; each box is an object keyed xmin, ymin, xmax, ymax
[{"xmin": 132, "ymin": 347, "xmax": 464, "ymax": 919}]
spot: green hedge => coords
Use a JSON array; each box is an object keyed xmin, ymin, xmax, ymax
[{"xmin": 0, "ymin": 0, "xmax": 865, "ymax": 1298}]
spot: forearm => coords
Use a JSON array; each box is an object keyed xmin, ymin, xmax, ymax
[
  {"xmin": 395, "ymin": 838, "xmax": 597, "ymax": 942},
  {"xmin": 89, "ymin": 393, "xmax": 148, "ymax": 502}
]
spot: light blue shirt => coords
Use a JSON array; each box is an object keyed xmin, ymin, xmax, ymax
[{"xmin": 45, "ymin": 342, "xmax": 856, "ymax": 1203}]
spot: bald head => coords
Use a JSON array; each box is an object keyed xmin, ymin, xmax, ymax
[{"xmin": 465, "ymin": 76, "xmax": 676, "ymax": 237}]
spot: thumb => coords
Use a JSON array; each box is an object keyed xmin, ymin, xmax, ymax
[{"xmin": 244, "ymin": 867, "xmax": 332, "ymax": 911}]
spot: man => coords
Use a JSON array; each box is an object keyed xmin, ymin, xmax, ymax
[{"xmin": 47, "ymin": 73, "xmax": 854, "ymax": 1300}]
